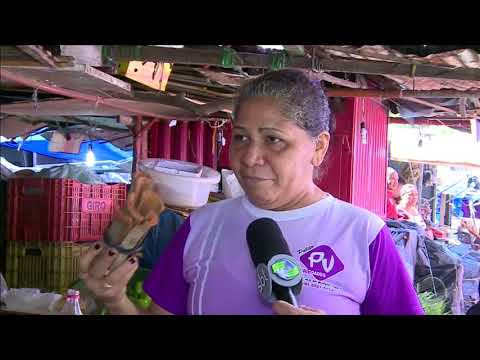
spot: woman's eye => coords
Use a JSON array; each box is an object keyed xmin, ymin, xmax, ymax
[
  {"xmin": 234, "ymin": 134, "xmax": 248, "ymax": 142},
  {"xmin": 266, "ymin": 136, "xmax": 282, "ymax": 144}
]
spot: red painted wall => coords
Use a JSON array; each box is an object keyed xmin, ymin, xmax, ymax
[
  {"xmin": 351, "ymin": 98, "xmax": 388, "ymax": 217},
  {"xmin": 316, "ymin": 98, "xmax": 388, "ymax": 218},
  {"xmin": 148, "ymin": 120, "xmax": 232, "ymax": 169}
]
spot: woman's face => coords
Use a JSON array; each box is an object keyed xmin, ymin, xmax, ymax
[
  {"xmin": 387, "ymin": 171, "xmax": 399, "ymax": 190},
  {"xmin": 403, "ymin": 188, "xmax": 419, "ymax": 206},
  {"xmin": 229, "ymin": 96, "xmax": 329, "ymax": 210}
]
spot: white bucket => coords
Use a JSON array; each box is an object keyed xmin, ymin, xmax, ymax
[{"xmin": 139, "ymin": 158, "xmax": 221, "ymax": 208}]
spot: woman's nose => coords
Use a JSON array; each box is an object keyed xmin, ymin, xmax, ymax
[{"xmin": 241, "ymin": 144, "xmax": 265, "ymax": 167}]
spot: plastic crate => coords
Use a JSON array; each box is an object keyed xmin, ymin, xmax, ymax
[
  {"xmin": 7, "ymin": 178, "xmax": 127, "ymax": 243},
  {"xmin": 5, "ymin": 241, "xmax": 91, "ymax": 292}
]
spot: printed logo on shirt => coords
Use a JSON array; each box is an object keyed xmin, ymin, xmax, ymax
[{"xmin": 299, "ymin": 245, "xmax": 344, "ymax": 281}]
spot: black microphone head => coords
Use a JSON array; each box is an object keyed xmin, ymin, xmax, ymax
[{"xmin": 246, "ymin": 217, "xmax": 292, "ymax": 267}]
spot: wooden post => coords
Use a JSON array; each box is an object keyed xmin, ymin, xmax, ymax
[
  {"xmin": 132, "ymin": 116, "xmax": 142, "ymax": 175},
  {"xmin": 431, "ymin": 183, "xmax": 437, "ymax": 224},
  {"xmin": 439, "ymin": 193, "xmax": 447, "ymax": 226},
  {"xmin": 417, "ymin": 163, "xmax": 425, "ymax": 211},
  {"xmin": 445, "ymin": 194, "xmax": 452, "ymax": 226},
  {"xmin": 141, "ymin": 124, "xmax": 149, "ymax": 161}
]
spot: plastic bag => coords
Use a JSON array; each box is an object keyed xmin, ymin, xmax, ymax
[
  {"xmin": 38, "ymin": 164, "xmax": 104, "ymax": 184},
  {"xmin": 3, "ymin": 288, "xmax": 62, "ymax": 313},
  {"xmin": 0, "ymin": 273, "xmax": 8, "ymax": 304},
  {"xmin": 222, "ymin": 169, "xmax": 245, "ymax": 199}
]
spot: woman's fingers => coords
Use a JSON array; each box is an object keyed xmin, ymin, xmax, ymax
[
  {"xmin": 272, "ymin": 300, "xmax": 299, "ymax": 315},
  {"xmin": 125, "ymin": 192, "xmax": 146, "ymax": 223},
  {"xmin": 79, "ymin": 242, "xmax": 103, "ymax": 276},
  {"xmin": 272, "ymin": 300, "xmax": 326, "ymax": 315},
  {"xmin": 133, "ymin": 177, "xmax": 155, "ymax": 209},
  {"xmin": 131, "ymin": 172, "xmax": 152, "ymax": 195},
  {"xmin": 136, "ymin": 189, "xmax": 165, "ymax": 218},
  {"xmin": 88, "ymin": 248, "xmax": 120, "ymax": 279},
  {"xmin": 106, "ymin": 257, "xmax": 139, "ymax": 287}
]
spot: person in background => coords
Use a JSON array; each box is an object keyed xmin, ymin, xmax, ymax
[
  {"xmin": 460, "ymin": 219, "xmax": 480, "ymax": 251},
  {"xmin": 419, "ymin": 198, "xmax": 447, "ymax": 241},
  {"xmin": 400, "ymin": 186, "xmax": 446, "ymax": 241},
  {"xmin": 397, "ymin": 184, "xmax": 434, "ymax": 240},
  {"xmin": 386, "ymin": 167, "xmax": 400, "ymax": 220}
]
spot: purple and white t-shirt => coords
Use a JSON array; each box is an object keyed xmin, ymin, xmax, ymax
[{"xmin": 143, "ymin": 195, "xmax": 424, "ymax": 315}]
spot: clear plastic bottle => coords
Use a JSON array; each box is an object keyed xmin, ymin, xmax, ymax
[{"xmin": 60, "ymin": 289, "xmax": 83, "ymax": 315}]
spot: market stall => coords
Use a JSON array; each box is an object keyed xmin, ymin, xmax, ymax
[{"xmin": 1, "ymin": 45, "xmax": 480, "ymax": 315}]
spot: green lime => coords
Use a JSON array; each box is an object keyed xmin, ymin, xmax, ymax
[{"xmin": 138, "ymin": 297, "xmax": 152, "ymax": 309}]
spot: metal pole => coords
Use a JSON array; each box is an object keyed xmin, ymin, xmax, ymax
[
  {"xmin": 417, "ymin": 163, "xmax": 425, "ymax": 211},
  {"xmin": 132, "ymin": 116, "xmax": 143, "ymax": 175}
]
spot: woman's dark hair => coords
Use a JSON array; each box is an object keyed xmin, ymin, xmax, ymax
[{"xmin": 233, "ymin": 69, "xmax": 332, "ymax": 139}]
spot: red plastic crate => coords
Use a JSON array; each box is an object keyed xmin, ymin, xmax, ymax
[{"xmin": 7, "ymin": 178, "xmax": 127, "ymax": 243}]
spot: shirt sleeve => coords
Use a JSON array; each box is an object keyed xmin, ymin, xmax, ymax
[
  {"xmin": 361, "ymin": 225, "xmax": 425, "ymax": 315},
  {"xmin": 143, "ymin": 216, "xmax": 191, "ymax": 315}
]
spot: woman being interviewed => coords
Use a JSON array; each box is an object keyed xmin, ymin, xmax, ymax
[{"xmin": 79, "ymin": 69, "xmax": 424, "ymax": 315}]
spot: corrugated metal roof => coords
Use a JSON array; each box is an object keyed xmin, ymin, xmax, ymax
[{"xmin": 319, "ymin": 45, "xmax": 480, "ymax": 91}]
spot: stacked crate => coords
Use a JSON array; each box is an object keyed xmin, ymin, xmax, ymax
[{"xmin": 5, "ymin": 178, "xmax": 127, "ymax": 291}]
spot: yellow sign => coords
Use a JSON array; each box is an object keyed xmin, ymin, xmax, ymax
[{"xmin": 118, "ymin": 61, "xmax": 172, "ymax": 91}]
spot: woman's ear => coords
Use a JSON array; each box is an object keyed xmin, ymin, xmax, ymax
[{"xmin": 311, "ymin": 132, "xmax": 330, "ymax": 167}]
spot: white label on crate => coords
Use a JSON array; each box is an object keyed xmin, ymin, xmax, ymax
[{"xmin": 81, "ymin": 198, "xmax": 112, "ymax": 214}]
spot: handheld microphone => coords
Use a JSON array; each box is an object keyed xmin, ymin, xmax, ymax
[{"xmin": 246, "ymin": 217, "xmax": 302, "ymax": 306}]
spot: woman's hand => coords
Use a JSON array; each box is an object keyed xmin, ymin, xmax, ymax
[
  {"xmin": 77, "ymin": 172, "xmax": 168, "ymax": 313},
  {"xmin": 107, "ymin": 172, "xmax": 165, "ymax": 245},
  {"xmin": 272, "ymin": 300, "xmax": 326, "ymax": 315},
  {"xmin": 79, "ymin": 242, "xmax": 139, "ymax": 308}
]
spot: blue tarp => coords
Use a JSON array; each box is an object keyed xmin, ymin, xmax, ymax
[{"xmin": 0, "ymin": 135, "xmax": 132, "ymax": 162}]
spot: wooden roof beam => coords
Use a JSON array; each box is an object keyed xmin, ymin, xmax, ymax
[
  {"xmin": 309, "ymin": 71, "xmax": 361, "ymax": 88},
  {"xmin": 16, "ymin": 46, "xmax": 58, "ymax": 68},
  {"xmin": 102, "ymin": 45, "xmax": 480, "ymax": 81},
  {"xmin": 135, "ymin": 88, "xmax": 480, "ymax": 115},
  {"xmin": 325, "ymin": 88, "xmax": 480, "ymax": 98},
  {"xmin": 401, "ymin": 97, "xmax": 460, "ymax": 116}
]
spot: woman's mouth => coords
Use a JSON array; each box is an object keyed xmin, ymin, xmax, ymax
[{"xmin": 242, "ymin": 175, "xmax": 271, "ymax": 184}]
